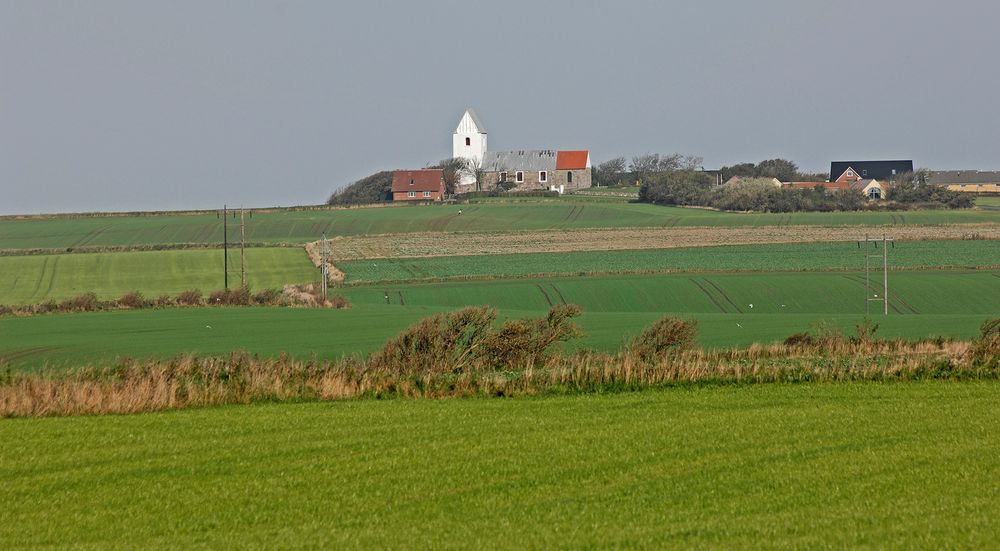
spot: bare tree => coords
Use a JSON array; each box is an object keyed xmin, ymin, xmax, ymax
[{"xmin": 593, "ymin": 157, "xmax": 627, "ymax": 187}]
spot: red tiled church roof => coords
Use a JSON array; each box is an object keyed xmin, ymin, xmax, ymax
[{"xmin": 556, "ymin": 150, "xmax": 589, "ymax": 170}]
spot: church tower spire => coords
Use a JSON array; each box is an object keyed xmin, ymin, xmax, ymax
[{"xmin": 453, "ymin": 108, "xmax": 487, "ymax": 168}]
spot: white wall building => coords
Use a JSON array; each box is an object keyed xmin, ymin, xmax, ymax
[{"xmin": 453, "ymin": 108, "xmax": 487, "ymax": 187}]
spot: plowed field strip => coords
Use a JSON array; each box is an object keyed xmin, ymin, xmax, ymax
[{"xmin": 318, "ymin": 224, "xmax": 1000, "ymax": 261}]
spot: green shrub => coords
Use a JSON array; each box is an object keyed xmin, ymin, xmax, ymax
[
  {"xmin": 628, "ymin": 316, "xmax": 698, "ymax": 362},
  {"xmin": 117, "ymin": 291, "xmax": 148, "ymax": 309},
  {"xmin": 175, "ymin": 289, "xmax": 203, "ymax": 306}
]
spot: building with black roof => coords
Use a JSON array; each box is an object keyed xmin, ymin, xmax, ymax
[{"xmin": 829, "ymin": 160, "xmax": 913, "ymax": 181}]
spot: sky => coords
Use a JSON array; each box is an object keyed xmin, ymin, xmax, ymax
[{"xmin": 2, "ymin": 0, "xmax": 999, "ymax": 214}]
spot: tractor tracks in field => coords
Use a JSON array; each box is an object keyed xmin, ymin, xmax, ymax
[
  {"xmin": 688, "ymin": 278, "xmax": 728, "ymax": 314},
  {"xmin": 535, "ymin": 283, "xmax": 568, "ymax": 307},
  {"xmin": 839, "ymin": 274, "xmax": 912, "ymax": 314}
]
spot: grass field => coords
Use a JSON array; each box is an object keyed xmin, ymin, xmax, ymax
[
  {"xmin": 344, "ymin": 271, "xmax": 1000, "ymax": 316},
  {"xmin": 2, "ymin": 200, "xmax": 997, "ymax": 249},
  {"xmin": 3, "ymin": 270, "xmax": 996, "ymax": 372},
  {"xmin": 0, "ymin": 248, "xmax": 317, "ymax": 304},
  {"xmin": 3, "ymin": 383, "xmax": 999, "ymax": 547},
  {"xmin": 338, "ymin": 240, "xmax": 1000, "ymax": 283},
  {"xmin": 978, "ymin": 196, "xmax": 1000, "ymax": 209}
]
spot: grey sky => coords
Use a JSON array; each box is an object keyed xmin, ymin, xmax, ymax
[{"xmin": 2, "ymin": 1, "xmax": 998, "ymax": 214}]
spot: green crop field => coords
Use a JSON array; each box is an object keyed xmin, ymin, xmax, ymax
[
  {"xmin": 344, "ymin": 271, "xmax": 1000, "ymax": 316},
  {"xmin": 0, "ymin": 248, "xmax": 317, "ymax": 304},
  {"xmin": 339, "ymin": 240, "xmax": 1000, "ymax": 283},
  {"xmin": 3, "ymin": 271, "xmax": 996, "ymax": 373},
  {"xmin": 3, "ymin": 383, "xmax": 999, "ymax": 548},
  {"xmin": 2, "ymin": 200, "xmax": 997, "ymax": 250}
]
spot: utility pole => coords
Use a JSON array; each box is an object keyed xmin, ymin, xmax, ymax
[
  {"xmin": 862, "ymin": 233, "xmax": 893, "ymax": 315},
  {"xmin": 223, "ymin": 204, "xmax": 229, "ymax": 290},
  {"xmin": 320, "ymin": 232, "xmax": 329, "ymax": 301},
  {"xmin": 240, "ymin": 207, "xmax": 247, "ymax": 288}
]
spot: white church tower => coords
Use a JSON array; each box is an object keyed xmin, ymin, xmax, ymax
[{"xmin": 453, "ymin": 108, "xmax": 487, "ymax": 169}]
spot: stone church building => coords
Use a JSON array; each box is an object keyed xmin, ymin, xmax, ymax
[{"xmin": 452, "ymin": 108, "xmax": 591, "ymax": 193}]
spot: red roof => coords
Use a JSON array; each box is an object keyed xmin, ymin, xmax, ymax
[
  {"xmin": 556, "ymin": 150, "xmax": 589, "ymax": 170},
  {"xmin": 392, "ymin": 170, "xmax": 444, "ymax": 193}
]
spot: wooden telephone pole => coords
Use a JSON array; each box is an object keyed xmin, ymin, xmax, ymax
[
  {"xmin": 240, "ymin": 207, "xmax": 247, "ymax": 288},
  {"xmin": 223, "ymin": 204, "xmax": 229, "ymax": 290}
]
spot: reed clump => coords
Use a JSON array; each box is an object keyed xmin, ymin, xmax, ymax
[{"xmin": 1, "ymin": 308, "xmax": 995, "ymax": 418}]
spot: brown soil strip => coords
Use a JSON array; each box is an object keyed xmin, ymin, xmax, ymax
[
  {"xmin": 310, "ymin": 224, "xmax": 1000, "ymax": 262},
  {"xmin": 689, "ymin": 279, "xmax": 727, "ymax": 313}
]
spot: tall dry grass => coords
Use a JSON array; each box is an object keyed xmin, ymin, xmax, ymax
[{"xmin": 2, "ymin": 335, "xmax": 993, "ymax": 418}]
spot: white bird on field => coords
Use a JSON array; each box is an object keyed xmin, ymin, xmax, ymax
[
  {"xmin": 737, "ymin": 323, "xmax": 743, "ymax": 328},
  {"xmin": 749, "ymin": 303, "xmax": 753, "ymax": 309},
  {"xmin": 206, "ymin": 325, "xmax": 212, "ymax": 329}
]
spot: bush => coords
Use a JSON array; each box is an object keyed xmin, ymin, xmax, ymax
[
  {"xmin": 971, "ymin": 318, "xmax": 1000, "ymax": 366},
  {"xmin": 176, "ymin": 289, "xmax": 203, "ymax": 306},
  {"xmin": 328, "ymin": 294, "xmax": 351, "ymax": 309},
  {"xmin": 783, "ymin": 332, "xmax": 816, "ymax": 347},
  {"xmin": 154, "ymin": 294, "xmax": 174, "ymax": 308},
  {"xmin": 628, "ymin": 317, "xmax": 698, "ymax": 362},
  {"xmin": 208, "ymin": 287, "xmax": 251, "ymax": 306},
  {"xmin": 327, "ymin": 170, "xmax": 394, "ymax": 205},
  {"xmin": 252, "ymin": 288, "xmax": 282, "ymax": 305},
  {"xmin": 117, "ymin": 291, "xmax": 148, "ymax": 309},
  {"xmin": 370, "ymin": 305, "xmax": 583, "ymax": 375},
  {"xmin": 59, "ymin": 292, "xmax": 99, "ymax": 313},
  {"xmin": 480, "ymin": 304, "xmax": 583, "ymax": 368}
]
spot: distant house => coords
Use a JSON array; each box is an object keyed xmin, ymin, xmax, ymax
[
  {"xmin": 782, "ymin": 179, "xmax": 886, "ymax": 199},
  {"xmin": 480, "ymin": 149, "xmax": 592, "ymax": 193},
  {"xmin": 830, "ymin": 160, "xmax": 913, "ymax": 182},
  {"xmin": 783, "ymin": 181, "xmax": 851, "ymax": 191},
  {"xmin": 926, "ymin": 170, "xmax": 1000, "ymax": 194},
  {"xmin": 724, "ymin": 176, "xmax": 782, "ymax": 188},
  {"xmin": 391, "ymin": 169, "xmax": 445, "ymax": 201}
]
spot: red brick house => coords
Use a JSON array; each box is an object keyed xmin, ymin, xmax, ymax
[{"xmin": 392, "ymin": 169, "xmax": 445, "ymax": 201}]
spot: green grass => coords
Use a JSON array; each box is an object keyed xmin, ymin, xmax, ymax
[
  {"xmin": 343, "ymin": 271, "xmax": 1000, "ymax": 316},
  {"xmin": 978, "ymin": 196, "xmax": 1000, "ymax": 209},
  {"xmin": 3, "ymin": 383, "xmax": 1000, "ymax": 547},
  {"xmin": 0, "ymin": 248, "xmax": 317, "ymax": 304},
  {"xmin": 2, "ymin": 200, "xmax": 997, "ymax": 249},
  {"xmin": 3, "ymin": 271, "xmax": 996, "ymax": 372},
  {"xmin": 339, "ymin": 240, "xmax": 1000, "ymax": 283}
]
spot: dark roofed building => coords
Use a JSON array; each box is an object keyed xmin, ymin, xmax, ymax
[
  {"xmin": 926, "ymin": 170, "xmax": 1000, "ymax": 193},
  {"xmin": 830, "ymin": 160, "xmax": 913, "ymax": 182}
]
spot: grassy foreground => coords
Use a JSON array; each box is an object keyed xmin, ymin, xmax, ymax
[{"xmin": 2, "ymin": 383, "xmax": 999, "ymax": 547}]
